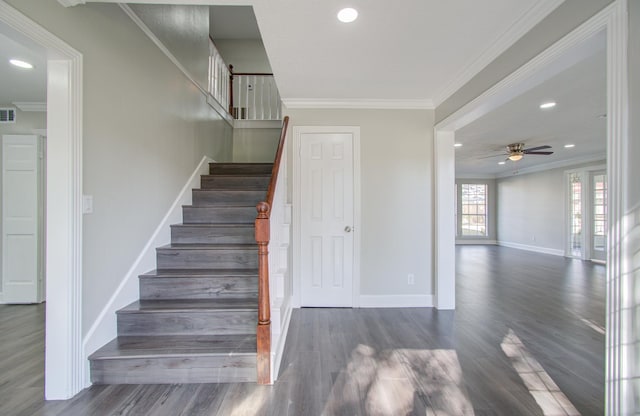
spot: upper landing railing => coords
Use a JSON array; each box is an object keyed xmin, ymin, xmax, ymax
[{"xmin": 208, "ymin": 39, "xmax": 282, "ymax": 121}]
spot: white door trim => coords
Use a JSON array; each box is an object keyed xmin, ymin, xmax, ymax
[
  {"xmin": 0, "ymin": 1, "xmax": 84, "ymax": 399},
  {"xmin": 434, "ymin": 0, "xmax": 628, "ymax": 412},
  {"xmin": 292, "ymin": 126, "xmax": 361, "ymax": 308}
]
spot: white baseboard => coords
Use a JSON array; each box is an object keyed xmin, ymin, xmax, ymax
[
  {"xmin": 497, "ymin": 241, "xmax": 564, "ymax": 257},
  {"xmin": 81, "ymin": 156, "xmax": 214, "ymax": 387},
  {"xmin": 271, "ymin": 296, "xmax": 292, "ymax": 383},
  {"xmin": 359, "ymin": 294, "xmax": 434, "ymax": 308},
  {"xmin": 456, "ymin": 239, "xmax": 497, "ymax": 245}
]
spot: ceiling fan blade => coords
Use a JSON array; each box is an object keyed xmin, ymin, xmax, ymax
[
  {"xmin": 525, "ymin": 151, "xmax": 554, "ymax": 155},
  {"xmin": 477, "ymin": 153, "xmax": 507, "ymax": 159},
  {"xmin": 523, "ymin": 145, "xmax": 551, "ymax": 152}
]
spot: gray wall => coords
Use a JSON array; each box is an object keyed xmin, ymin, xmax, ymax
[
  {"xmin": 496, "ymin": 161, "xmax": 605, "ymax": 253},
  {"xmin": 496, "ymin": 168, "xmax": 566, "ymax": 252},
  {"xmin": 232, "ymin": 127, "xmax": 280, "ymax": 162},
  {"xmin": 7, "ymin": 0, "xmax": 233, "ymax": 334},
  {"xmin": 284, "ymin": 108, "xmax": 433, "ymax": 297},
  {"xmin": 436, "ymin": 0, "xmax": 613, "ymax": 123},
  {"xmin": 215, "ymin": 39, "xmax": 272, "ymax": 73},
  {"xmin": 128, "ymin": 4, "xmax": 211, "ymax": 92}
]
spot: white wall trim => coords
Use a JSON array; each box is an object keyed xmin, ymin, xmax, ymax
[
  {"xmin": 0, "ymin": 0, "xmax": 84, "ymax": 400},
  {"xmin": 82, "ymin": 155, "xmax": 213, "ymax": 386},
  {"xmin": 432, "ymin": 0, "xmax": 564, "ymax": 106},
  {"xmin": 433, "ymin": 130, "xmax": 456, "ymax": 310},
  {"xmin": 497, "ymin": 241, "xmax": 564, "ymax": 257},
  {"xmin": 494, "ymin": 154, "xmax": 606, "ymax": 178},
  {"xmin": 271, "ymin": 296, "xmax": 292, "ymax": 383},
  {"xmin": 292, "ymin": 125, "xmax": 361, "ymax": 308},
  {"xmin": 435, "ymin": 1, "xmax": 629, "ymax": 411},
  {"xmin": 359, "ymin": 294, "xmax": 434, "ymax": 308},
  {"xmin": 283, "ymin": 98, "xmax": 434, "ymax": 110},
  {"xmin": 604, "ymin": 1, "xmax": 630, "ymax": 413},
  {"xmin": 12, "ymin": 101, "xmax": 46, "ymax": 112},
  {"xmin": 57, "ymin": 0, "xmax": 85, "ymax": 6},
  {"xmin": 456, "ymin": 240, "xmax": 497, "ymax": 245},
  {"xmin": 436, "ymin": 3, "xmax": 616, "ymax": 133}
]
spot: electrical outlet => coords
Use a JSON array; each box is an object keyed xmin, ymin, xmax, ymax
[{"xmin": 408, "ymin": 274, "xmax": 415, "ymax": 285}]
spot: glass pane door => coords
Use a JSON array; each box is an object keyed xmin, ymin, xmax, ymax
[
  {"xmin": 591, "ymin": 172, "xmax": 607, "ymax": 262},
  {"xmin": 568, "ymin": 173, "xmax": 583, "ymax": 258}
]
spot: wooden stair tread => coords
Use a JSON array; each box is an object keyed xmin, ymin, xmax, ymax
[
  {"xmin": 118, "ymin": 299, "xmax": 258, "ymax": 313},
  {"xmin": 157, "ymin": 244, "xmax": 257, "ymax": 250},
  {"xmin": 182, "ymin": 203, "xmax": 257, "ymax": 208},
  {"xmin": 170, "ymin": 223, "xmax": 255, "ymax": 228},
  {"xmin": 142, "ymin": 268, "xmax": 258, "ymax": 277},
  {"xmin": 200, "ymin": 174, "xmax": 271, "ymax": 178},
  {"xmin": 90, "ymin": 335, "xmax": 257, "ymax": 360}
]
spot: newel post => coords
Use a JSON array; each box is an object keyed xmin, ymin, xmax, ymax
[
  {"xmin": 255, "ymin": 201, "xmax": 271, "ymax": 384},
  {"xmin": 228, "ymin": 64, "xmax": 234, "ymax": 116}
]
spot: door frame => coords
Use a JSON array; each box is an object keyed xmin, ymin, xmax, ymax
[
  {"xmin": 0, "ymin": 2, "xmax": 84, "ymax": 400},
  {"xmin": 292, "ymin": 126, "xmax": 361, "ymax": 308},
  {"xmin": 434, "ymin": 1, "xmax": 628, "ymax": 411}
]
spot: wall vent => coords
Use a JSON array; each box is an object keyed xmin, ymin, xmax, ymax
[{"xmin": 0, "ymin": 108, "xmax": 16, "ymax": 123}]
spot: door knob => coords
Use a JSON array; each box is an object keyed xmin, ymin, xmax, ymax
[{"xmin": 344, "ymin": 226, "xmax": 352, "ymax": 232}]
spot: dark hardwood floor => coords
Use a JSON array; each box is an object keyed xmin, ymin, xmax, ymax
[{"xmin": 0, "ymin": 245, "xmax": 605, "ymax": 415}]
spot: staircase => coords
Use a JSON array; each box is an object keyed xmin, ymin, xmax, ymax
[{"xmin": 89, "ymin": 162, "xmax": 273, "ymax": 384}]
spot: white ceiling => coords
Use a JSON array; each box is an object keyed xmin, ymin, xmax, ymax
[
  {"xmin": 455, "ymin": 32, "xmax": 606, "ymax": 177},
  {"xmin": 249, "ymin": 0, "xmax": 559, "ymax": 103},
  {"xmin": 0, "ymin": 22, "xmax": 47, "ymax": 105}
]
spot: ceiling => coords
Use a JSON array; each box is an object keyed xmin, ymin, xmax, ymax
[
  {"xmin": 0, "ymin": 22, "xmax": 47, "ymax": 105},
  {"xmin": 247, "ymin": 0, "xmax": 560, "ymax": 103},
  {"xmin": 1, "ymin": 1, "xmax": 606, "ymax": 179},
  {"xmin": 455, "ymin": 31, "xmax": 606, "ymax": 177}
]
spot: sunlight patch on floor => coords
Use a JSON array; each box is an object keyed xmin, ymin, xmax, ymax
[
  {"xmin": 501, "ymin": 329, "xmax": 581, "ymax": 416},
  {"xmin": 564, "ymin": 307, "xmax": 606, "ymax": 335},
  {"xmin": 323, "ymin": 344, "xmax": 475, "ymax": 416}
]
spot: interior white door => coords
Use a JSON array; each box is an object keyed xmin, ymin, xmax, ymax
[
  {"xmin": 2, "ymin": 135, "xmax": 41, "ymax": 303},
  {"xmin": 300, "ymin": 132, "xmax": 354, "ymax": 307}
]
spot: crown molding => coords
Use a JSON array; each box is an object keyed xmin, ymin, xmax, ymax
[
  {"xmin": 13, "ymin": 101, "xmax": 46, "ymax": 112},
  {"xmin": 57, "ymin": 0, "xmax": 85, "ymax": 7},
  {"xmin": 283, "ymin": 98, "xmax": 434, "ymax": 110},
  {"xmin": 494, "ymin": 154, "xmax": 605, "ymax": 178},
  {"xmin": 432, "ymin": 0, "xmax": 564, "ymax": 107}
]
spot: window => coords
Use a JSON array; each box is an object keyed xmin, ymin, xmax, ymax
[{"xmin": 460, "ymin": 184, "xmax": 488, "ymax": 236}]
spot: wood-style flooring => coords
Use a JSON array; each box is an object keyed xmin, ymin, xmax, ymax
[{"xmin": 0, "ymin": 245, "xmax": 605, "ymax": 415}]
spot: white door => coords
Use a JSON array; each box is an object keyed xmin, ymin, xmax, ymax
[
  {"xmin": 2, "ymin": 135, "xmax": 42, "ymax": 303},
  {"xmin": 300, "ymin": 132, "xmax": 354, "ymax": 307}
]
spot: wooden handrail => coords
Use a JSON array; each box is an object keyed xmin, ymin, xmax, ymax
[
  {"xmin": 255, "ymin": 115, "xmax": 289, "ymax": 385},
  {"xmin": 232, "ymin": 72, "xmax": 274, "ymax": 76}
]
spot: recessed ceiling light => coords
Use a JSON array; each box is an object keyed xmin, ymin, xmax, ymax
[
  {"xmin": 498, "ymin": 161, "xmax": 506, "ymax": 165},
  {"xmin": 454, "ymin": 143, "xmax": 463, "ymax": 148},
  {"xmin": 337, "ymin": 7, "xmax": 358, "ymax": 23},
  {"xmin": 539, "ymin": 101, "xmax": 556, "ymax": 109},
  {"xmin": 9, "ymin": 59, "xmax": 33, "ymax": 69},
  {"xmin": 564, "ymin": 144, "xmax": 575, "ymax": 148}
]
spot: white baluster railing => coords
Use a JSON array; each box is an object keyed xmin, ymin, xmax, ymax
[
  {"xmin": 208, "ymin": 39, "xmax": 230, "ymax": 112},
  {"xmin": 231, "ymin": 73, "xmax": 282, "ymax": 121}
]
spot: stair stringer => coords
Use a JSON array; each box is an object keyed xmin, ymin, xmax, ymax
[{"xmin": 81, "ymin": 156, "xmax": 214, "ymax": 387}]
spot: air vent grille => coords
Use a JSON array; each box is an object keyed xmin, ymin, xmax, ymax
[{"xmin": 0, "ymin": 108, "xmax": 16, "ymax": 123}]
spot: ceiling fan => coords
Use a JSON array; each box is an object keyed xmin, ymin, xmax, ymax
[{"xmin": 484, "ymin": 143, "xmax": 554, "ymax": 161}]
